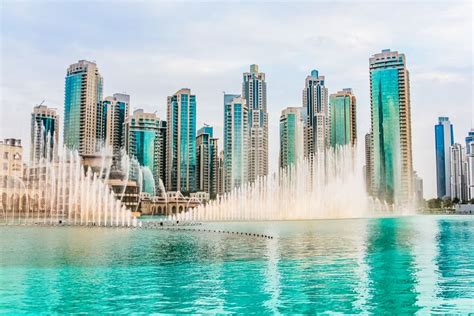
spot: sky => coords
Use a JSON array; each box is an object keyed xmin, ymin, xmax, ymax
[{"xmin": 0, "ymin": 0, "xmax": 473, "ymax": 198}]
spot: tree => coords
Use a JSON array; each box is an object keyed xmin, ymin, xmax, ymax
[
  {"xmin": 442, "ymin": 197, "xmax": 453, "ymax": 209},
  {"xmin": 427, "ymin": 198, "xmax": 441, "ymax": 209}
]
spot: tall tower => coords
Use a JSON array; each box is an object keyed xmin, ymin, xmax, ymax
[
  {"xmin": 370, "ymin": 49, "xmax": 414, "ymax": 205},
  {"xmin": 223, "ymin": 94, "xmax": 248, "ymax": 192},
  {"xmin": 242, "ymin": 64, "xmax": 268, "ymax": 182},
  {"xmin": 196, "ymin": 125, "xmax": 219, "ymax": 199},
  {"xmin": 364, "ymin": 132, "xmax": 373, "ymax": 195},
  {"xmin": 166, "ymin": 88, "xmax": 197, "ymax": 194},
  {"xmin": 64, "ymin": 60, "xmax": 103, "ymax": 155},
  {"xmin": 30, "ymin": 105, "xmax": 59, "ymax": 162},
  {"xmin": 279, "ymin": 107, "xmax": 304, "ymax": 169},
  {"xmin": 450, "ymin": 143, "xmax": 468, "ymax": 202},
  {"xmin": 466, "ymin": 129, "xmax": 474, "ymax": 154},
  {"xmin": 434, "ymin": 117, "xmax": 454, "ymax": 199},
  {"xmin": 103, "ymin": 93, "xmax": 130, "ymax": 160},
  {"xmin": 303, "ymin": 69, "xmax": 329, "ymax": 156},
  {"xmin": 124, "ymin": 109, "xmax": 166, "ymax": 195},
  {"xmin": 329, "ymin": 88, "xmax": 357, "ymax": 147}
]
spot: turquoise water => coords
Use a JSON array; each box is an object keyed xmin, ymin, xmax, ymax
[{"xmin": 1, "ymin": 215, "xmax": 473, "ymax": 314}]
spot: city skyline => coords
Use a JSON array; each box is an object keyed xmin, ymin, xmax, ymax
[{"xmin": 1, "ymin": 1, "xmax": 473, "ymax": 198}]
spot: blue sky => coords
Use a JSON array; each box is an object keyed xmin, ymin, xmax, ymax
[{"xmin": 1, "ymin": 0, "xmax": 472, "ymax": 198}]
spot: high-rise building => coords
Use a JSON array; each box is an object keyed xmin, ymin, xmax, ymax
[
  {"xmin": 64, "ymin": 60, "xmax": 104, "ymax": 156},
  {"xmin": 30, "ymin": 105, "xmax": 59, "ymax": 162},
  {"xmin": 242, "ymin": 64, "xmax": 268, "ymax": 182},
  {"xmin": 166, "ymin": 88, "xmax": 197, "ymax": 194},
  {"xmin": 413, "ymin": 171, "xmax": 424, "ymax": 205},
  {"xmin": 365, "ymin": 132, "xmax": 373, "ymax": 195},
  {"xmin": 435, "ymin": 117, "xmax": 454, "ymax": 199},
  {"xmin": 303, "ymin": 69, "xmax": 329, "ymax": 156},
  {"xmin": 467, "ymin": 141, "xmax": 474, "ymax": 201},
  {"xmin": 217, "ymin": 150, "xmax": 225, "ymax": 197},
  {"xmin": 450, "ymin": 143, "xmax": 468, "ymax": 202},
  {"xmin": 279, "ymin": 107, "xmax": 304, "ymax": 169},
  {"xmin": 103, "ymin": 93, "xmax": 130, "ymax": 159},
  {"xmin": 369, "ymin": 49, "xmax": 414, "ymax": 205},
  {"xmin": 0, "ymin": 139, "xmax": 23, "ymax": 178},
  {"xmin": 124, "ymin": 109, "xmax": 166, "ymax": 195},
  {"xmin": 196, "ymin": 125, "xmax": 219, "ymax": 199},
  {"xmin": 224, "ymin": 94, "xmax": 248, "ymax": 192},
  {"xmin": 466, "ymin": 129, "xmax": 474, "ymax": 154},
  {"xmin": 329, "ymin": 88, "xmax": 357, "ymax": 147}
]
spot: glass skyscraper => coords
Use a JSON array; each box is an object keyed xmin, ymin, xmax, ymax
[
  {"xmin": 329, "ymin": 88, "xmax": 357, "ymax": 147},
  {"xmin": 369, "ymin": 49, "xmax": 413, "ymax": 205},
  {"xmin": 279, "ymin": 107, "xmax": 304, "ymax": 169},
  {"xmin": 223, "ymin": 94, "xmax": 248, "ymax": 192},
  {"xmin": 64, "ymin": 60, "xmax": 103, "ymax": 156},
  {"xmin": 103, "ymin": 93, "xmax": 130, "ymax": 160},
  {"xmin": 30, "ymin": 105, "xmax": 59, "ymax": 162},
  {"xmin": 435, "ymin": 117, "xmax": 454, "ymax": 198},
  {"xmin": 166, "ymin": 88, "xmax": 197, "ymax": 194},
  {"xmin": 124, "ymin": 109, "xmax": 166, "ymax": 195},
  {"xmin": 196, "ymin": 125, "xmax": 219, "ymax": 199}
]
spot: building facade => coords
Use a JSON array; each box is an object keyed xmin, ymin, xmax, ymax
[
  {"xmin": 369, "ymin": 49, "xmax": 414, "ymax": 205},
  {"xmin": 467, "ymin": 141, "xmax": 474, "ymax": 201},
  {"xmin": 466, "ymin": 129, "xmax": 474, "ymax": 154},
  {"xmin": 196, "ymin": 125, "xmax": 219, "ymax": 199},
  {"xmin": 365, "ymin": 132, "xmax": 373, "ymax": 195},
  {"xmin": 166, "ymin": 88, "xmax": 197, "ymax": 194},
  {"xmin": 329, "ymin": 88, "xmax": 357, "ymax": 147},
  {"xmin": 224, "ymin": 94, "xmax": 248, "ymax": 192},
  {"xmin": 0, "ymin": 139, "xmax": 23, "ymax": 178},
  {"xmin": 64, "ymin": 60, "xmax": 103, "ymax": 156},
  {"xmin": 279, "ymin": 107, "xmax": 304, "ymax": 169},
  {"xmin": 434, "ymin": 117, "xmax": 454, "ymax": 199},
  {"xmin": 303, "ymin": 69, "xmax": 329, "ymax": 156},
  {"xmin": 30, "ymin": 105, "xmax": 59, "ymax": 163},
  {"xmin": 104, "ymin": 93, "xmax": 130, "ymax": 159},
  {"xmin": 124, "ymin": 109, "xmax": 166, "ymax": 195},
  {"xmin": 242, "ymin": 64, "xmax": 268, "ymax": 182},
  {"xmin": 450, "ymin": 143, "xmax": 468, "ymax": 202}
]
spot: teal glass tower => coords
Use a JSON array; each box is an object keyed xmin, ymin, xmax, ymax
[
  {"xmin": 329, "ymin": 88, "xmax": 357, "ymax": 147},
  {"xmin": 166, "ymin": 88, "xmax": 197, "ymax": 194},
  {"xmin": 103, "ymin": 93, "xmax": 130, "ymax": 160},
  {"xmin": 279, "ymin": 107, "xmax": 304, "ymax": 169},
  {"xmin": 64, "ymin": 60, "xmax": 103, "ymax": 156},
  {"xmin": 370, "ymin": 49, "xmax": 413, "ymax": 205},
  {"xmin": 30, "ymin": 105, "xmax": 59, "ymax": 162},
  {"xmin": 124, "ymin": 109, "xmax": 166, "ymax": 195},
  {"xmin": 435, "ymin": 117, "xmax": 454, "ymax": 198}
]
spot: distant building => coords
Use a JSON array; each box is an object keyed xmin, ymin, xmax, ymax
[
  {"xmin": 413, "ymin": 171, "xmax": 423, "ymax": 205},
  {"xmin": 64, "ymin": 60, "xmax": 103, "ymax": 155},
  {"xmin": 103, "ymin": 93, "xmax": 130, "ymax": 159},
  {"xmin": 329, "ymin": 88, "xmax": 357, "ymax": 147},
  {"xmin": 364, "ymin": 132, "xmax": 373, "ymax": 195},
  {"xmin": 435, "ymin": 117, "xmax": 454, "ymax": 199},
  {"xmin": 450, "ymin": 143, "xmax": 468, "ymax": 202},
  {"xmin": 125, "ymin": 109, "xmax": 166, "ymax": 195},
  {"xmin": 196, "ymin": 125, "xmax": 219, "ymax": 199},
  {"xmin": 279, "ymin": 107, "xmax": 304, "ymax": 169},
  {"xmin": 303, "ymin": 69, "xmax": 328, "ymax": 156},
  {"xmin": 467, "ymin": 142, "xmax": 474, "ymax": 200},
  {"xmin": 217, "ymin": 150, "xmax": 225, "ymax": 196},
  {"xmin": 30, "ymin": 105, "xmax": 59, "ymax": 163},
  {"xmin": 224, "ymin": 94, "xmax": 248, "ymax": 192},
  {"xmin": 0, "ymin": 139, "xmax": 23, "ymax": 178},
  {"xmin": 242, "ymin": 64, "xmax": 268, "ymax": 182},
  {"xmin": 369, "ymin": 49, "xmax": 414, "ymax": 205},
  {"xmin": 466, "ymin": 129, "xmax": 474, "ymax": 154},
  {"xmin": 166, "ymin": 88, "xmax": 197, "ymax": 194}
]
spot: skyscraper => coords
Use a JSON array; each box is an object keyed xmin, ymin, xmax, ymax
[
  {"xmin": 242, "ymin": 64, "xmax": 268, "ymax": 182},
  {"xmin": 435, "ymin": 117, "xmax": 454, "ymax": 199},
  {"xmin": 467, "ymin": 141, "xmax": 474, "ymax": 201},
  {"xmin": 279, "ymin": 107, "xmax": 304, "ymax": 169},
  {"xmin": 303, "ymin": 69, "xmax": 329, "ymax": 156},
  {"xmin": 365, "ymin": 132, "xmax": 373, "ymax": 195},
  {"xmin": 369, "ymin": 49, "xmax": 414, "ymax": 205},
  {"xmin": 196, "ymin": 125, "xmax": 219, "ymax": 199},
  {"xmin": 217, "ymin": 150, "xmax": 225, "ymax": 197},
  {"xmin": 30, "ymin": 105, "xmax": 59, "ymax": 162},
  {"xmin": 450, "ymin": 143, "xmax": 468, "ymax": 202},
  {"xmin": 103, "ymin": 93, "xmax": 130, "ymax": 159},
  {"xmin": 124, "ymin": 109, "xmax": 166, "ymax": 195},
  {"xmin": 223, "ymin": 94, "xmax": 248, "ymax": 192},
  {"xmin": 166, "ymin": 88, "xmax": 197, "ymax": 194},
  {"xmin": 64, "ymin": 60, "xmax": 103, "ymax": 155},
  {"xmin": 329, "ymin": 88, "xmax": 357, "ymax": 147},
  {"xmin": 466, "ymin": 129, "xmax": 474, "ymax": 154}
]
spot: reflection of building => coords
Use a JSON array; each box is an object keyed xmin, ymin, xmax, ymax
[
  {"xmin": 242, "ymin": 64, "xmax": 268, "ymax": 182},
  {"xmin": 450, "ymin": 143, "xmax": 468, "ymax": 202},
  {"xmin": 196, "ymin": 125, "xmax": 219, "ymax": 199},
  {"xmin": 224, "ymin": 94, "xmax": 248, "ymax": 192},
  {"xmin": 329, "ymin": 88, "xmax": 357, "ymax": 147},
  {"xmin": 303, "ymin": 69, "xmax": 328, "ymax": 156},
  {"xmin": 0, "ymin": 139, "xmax": 23, "ymax": 178},
  {"xmin": 31, "ymin": 105, "xmax": 59, "ymax": 162},
  {"xmin": 103, "ymin": 93, "xmax": 130, "ymax": 159},
  {"xmin": 369, "ymin": 49, "xmax": 414, "ymax": 205},
  {"xmin": 279, "ymin": 107, "xmax": 304, "ymax": 169},
  {"xmin": 125, "ymin": 109, "xmax": 166, "ymax": 195},
  {"xmin": 64, "ymin": 60, "xmax": 103, "ymax": 155},
  {"xmin": 435, "ymin": 117, "xmax": 454, "ymax": 198},
  {"xmin": 166, "ymin": 88, "xmax": 197, "ymax": 194}
]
